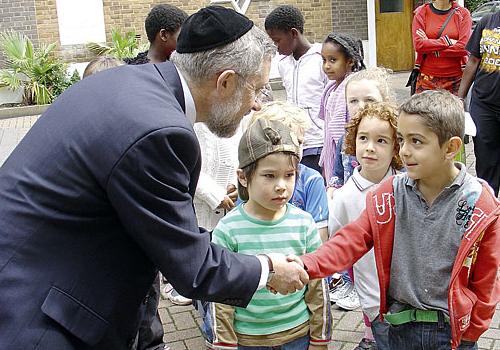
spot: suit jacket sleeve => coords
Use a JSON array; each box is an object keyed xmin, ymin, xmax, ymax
[{"xmin": 106, "ymin": 126, "xmax": 261, "ymax": 307}]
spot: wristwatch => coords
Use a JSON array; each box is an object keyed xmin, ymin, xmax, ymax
[{"xmin": 263, "ymin": 254, "xmax": 275, "ymax": 285}]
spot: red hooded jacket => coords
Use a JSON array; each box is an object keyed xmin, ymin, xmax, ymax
[{"xmin": 302, "ymin": 177, "xmax": 500, "ymax": 349}]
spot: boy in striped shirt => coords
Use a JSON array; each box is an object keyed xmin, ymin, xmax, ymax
[{"xmin": 208, "ymin": 108, "xmax": 331, "ymax": 349}]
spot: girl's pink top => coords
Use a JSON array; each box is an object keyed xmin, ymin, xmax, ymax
[{"xmin": 319, "ymin": 78, "xmax": 350, "ymax": 182}]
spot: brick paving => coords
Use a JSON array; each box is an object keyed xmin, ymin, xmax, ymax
[{"xmin": 0, "ymin": 72, "xmax": 498, "ymax": 349}]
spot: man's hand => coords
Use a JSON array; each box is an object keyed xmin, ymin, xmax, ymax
[{"xmin": 266, "ymin": 253, "xmax": 309, "ymax": 295}]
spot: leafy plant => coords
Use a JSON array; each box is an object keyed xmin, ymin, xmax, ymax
[
  {"xmin": 0, "ymin": 30, "xmax": 80, "ymax": 105},
  {"xmin": 86, "ymin": 29, "xmax": 148, "ymax": 59},
  {"xmin": 465, "ymin": 0, "xmax": 490, "ymax": 11}
]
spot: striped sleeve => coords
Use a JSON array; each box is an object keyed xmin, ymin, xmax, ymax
[
  {"xmin": 212, "ymin": 220, "xmax": 237, "ymax": 251},
  {"xmin": 306, "ymin": 222, "xmax": 322, "ymax": 253}
]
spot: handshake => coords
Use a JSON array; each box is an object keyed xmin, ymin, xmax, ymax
[{"xmin": 265, "ymin": 253, "xmax": 309, "ymax": 295}]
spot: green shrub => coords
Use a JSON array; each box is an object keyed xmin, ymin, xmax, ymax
[
  {"xmin": 0, "ymin": 30, "xmax": 80, "ymax": 105},
  {"xmin": 465, "ymin": 0, "xmax": 490, "ymax": 11},
  {"xmin": 86, "ymin": 29, "xmax": 148, "ymax": 59}
]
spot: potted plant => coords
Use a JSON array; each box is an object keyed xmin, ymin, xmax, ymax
[{"xmin": 0, "ymin": 30, "xmax": 79, "ymax": 106}]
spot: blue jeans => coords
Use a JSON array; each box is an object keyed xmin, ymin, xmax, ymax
[
  {"xmin": 388, "ymin": 322, "xmax": 478, "ymax": 350},
  {"xmin": 371, "ymin": 316, "xmax": 390, "ymax": 350},
  {"xmin": 238, "ymin": 335, "xmax": 310, "ymax": 350}
]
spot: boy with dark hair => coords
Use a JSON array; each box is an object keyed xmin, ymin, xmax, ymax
[
  {"xmin": 209, "ymin": 116, "xmax": 331, "ymax": 349},
  {"xmin": 293, "ymin": 90, "xmax": 500, "ymax": 349},
  {"xmin": 126, "ymin": 4, "xmax": 188, "ymax": 65},
  {"xmin": 265, "ymin": 5, "xmax": 328, "ymax": 174}
]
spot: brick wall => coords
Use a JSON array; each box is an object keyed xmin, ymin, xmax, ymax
[
  {"xmin": 0, "ymin": 0, "xmax": 38, "ymax": 66},
  {"xmin": 2, "ymin": 0, "xmax": 334, "ymax": 63},
  {"xmin": 101, "ymin": 0, "xmax": 332, "ymax": 45},
  {"xmin": 34, "ymin": 0, "xmax": 59, "ymax": 49},
  {"xmin": 331, "ymin": 0, "xmax": 368, "ymax": 40}
]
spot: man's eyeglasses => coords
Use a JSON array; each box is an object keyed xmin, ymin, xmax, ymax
[{"xmin": 235, "ymin": 72, "xmax": 271, "ymax": 102}]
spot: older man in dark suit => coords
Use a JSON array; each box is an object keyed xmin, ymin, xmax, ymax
[{"xmin": 0, "ymin": 6, "xmax": 308, "ymax": 350}]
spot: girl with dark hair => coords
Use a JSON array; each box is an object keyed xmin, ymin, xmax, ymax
[{"xmin": 319, "ymin": 33, "xmax": 365, "ymax": 186}]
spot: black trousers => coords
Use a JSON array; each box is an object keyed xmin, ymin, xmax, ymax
[
  {"xmin": 470, "ymin": 100, "xmax": 500, "ymax": 196},
  {"xmin": 135, "ymin": 274, "xmax": 165, "ymax": 350}
]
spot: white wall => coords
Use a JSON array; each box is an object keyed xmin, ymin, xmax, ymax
[{"xmin": 56, "ymin": 0, "xmax": 106, "ymax": 45}]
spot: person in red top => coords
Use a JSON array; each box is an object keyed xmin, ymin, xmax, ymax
[{"xmin": 412, "ymin": 0, "xmax": 472, "ymax": 95}]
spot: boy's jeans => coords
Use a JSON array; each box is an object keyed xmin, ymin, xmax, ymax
[
  {"xmin": 388, "ymin": 322, "xmax": 478, "ymax": 350},
  {"xmin": 371, "ymin": 316, "xmax": 390, "ymax": 350}
]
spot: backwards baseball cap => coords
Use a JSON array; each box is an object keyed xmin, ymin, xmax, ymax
[
  {"xmin": 176, "ymin": 6, "xmax": 254, "ymax": 54},
  {"xmin": 238, "ymin": 118, "xmax": 301, "ymax": 169}
]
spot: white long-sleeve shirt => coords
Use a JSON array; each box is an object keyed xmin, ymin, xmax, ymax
[
  {"xmin": 328, "ymin": 166, "xmax": 395, "ymax": 321},
  {"xmin": 193, "ymin": 123, "xmax": 241, "ymax": 231},
  {"xmin": 278, "ymin": 44, "xmax": 328, "ymax": 149}
]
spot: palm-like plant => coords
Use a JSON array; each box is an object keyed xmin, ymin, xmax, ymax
[
  {"xmin": 0, "ymin": 30, "xmax": 76, "ymax": 105},
  {"xmin": 86, "ymin": 29, "xmax": 148, "ymax": 59}
]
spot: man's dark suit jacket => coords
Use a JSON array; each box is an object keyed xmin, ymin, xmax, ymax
[{"xmin": 0, "ymin": 62, "xmax": 261, "ymax": 349}]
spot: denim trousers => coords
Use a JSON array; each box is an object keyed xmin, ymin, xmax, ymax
[
  {"xmin": 371, "ymin": 316, "xmax": 390, "ymax": 350},
  {"xmin": 388, "ymin": 321, "xmax": 478, "ymax": 350},
  {"xmin": 238, "ymin": 335, "xmax": 310, "ymax": 350}
]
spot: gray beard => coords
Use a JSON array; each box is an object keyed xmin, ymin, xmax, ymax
[{"xmin": 205, "ymin": 88, "xmax": 245, "ymax": 138}]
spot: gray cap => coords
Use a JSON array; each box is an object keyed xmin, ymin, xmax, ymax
[{"xmin": 238, "ymin": 118, "xmax": 301, "ymax": 168}]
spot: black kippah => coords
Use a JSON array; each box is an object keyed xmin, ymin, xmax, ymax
[{"xmin": 176, "ymin": 6, "xmax": 254, "ymax": 53}]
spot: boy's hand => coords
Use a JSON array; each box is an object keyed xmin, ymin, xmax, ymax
[
  {"xmin": 286, "ymin": 254, "xmax": 304, "ymax": 268},
  {"xmin": 226, "ymin": 184, "xmax": 238, "ymax": 203},
  {"xmin": 218, "ymin": 196, "xmax": 235, "ymax": 210},
  {"xmin": 308, "ymin": 344, "xmax": 327, "ymax": 350},
  {"xmin": 266, "ymin": 253, "xmax": 309, "ymax": 294}
]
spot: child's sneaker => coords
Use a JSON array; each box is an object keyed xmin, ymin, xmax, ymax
[
  {"xmin": 328, "ymin": 277, "xmax": 352, "ymax": 303},
  {"xmin": 354, "ymin": 338, "xmax": 378, "ymax": 350},
  {"xmin": 166, "ymin": 288, "xmax": 192, "ymax": 306},
  {"xmin": 336, "ymin": 287, "xmax": 361, "ymax": 310}
]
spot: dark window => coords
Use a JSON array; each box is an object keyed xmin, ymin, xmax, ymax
[{"xmin": 380, "ymin": 0, "xmax": 404, "ymax": 13}]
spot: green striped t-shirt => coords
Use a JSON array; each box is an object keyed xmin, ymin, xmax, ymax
[{"xmin": 212, "ymin": 203, "xmax": 321, "ymax": 335}]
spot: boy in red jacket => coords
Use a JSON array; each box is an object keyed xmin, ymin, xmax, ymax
[{"xmin": 293, "ymin": 90, "xmax": 499, "ymax": 350}]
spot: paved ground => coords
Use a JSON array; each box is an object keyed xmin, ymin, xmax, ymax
[{"xmin": 0, "ymin": 72, "xmax": 498, "ymax": 349}]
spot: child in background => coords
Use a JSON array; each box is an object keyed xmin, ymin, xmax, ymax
[
  {"xmin": 319, "ymin": 32, "xmax": 365, "ymax": 315},
  {"xmin": 319, "ymin": 32, "xmax": 365, "ymax": 187},
  {"xmin": 297, "ymin": 90, "xmax": 500, "ymax": 350},
  {"xmin": 125, "ymin": 4, "xmax": 187, "ymax": 64},
  {"xmin": 265, "ymin": 5, "xmax": 328, "ymax": 174},
  {"xmin": 330, "ymin": 102, "xmax": 403, "ymax": 350},
  {"xmin": 330, "ymin": 67, "xmax": 395, "ymax": 350},
  {"xmin": 329, "ymin": 67, "xmax": 394, "ymax": 191},
  {"xmin": 209, "ymin": 110, "xmax": 331, "ymax": 349},
  {"xmin": 83, "ymin": 56, "xmax": 123, "ymax": 78}
]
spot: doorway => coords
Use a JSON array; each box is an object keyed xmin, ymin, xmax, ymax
[{"xmin": 375, "ymin": 0, "xmax": 414, "ymax": 71}]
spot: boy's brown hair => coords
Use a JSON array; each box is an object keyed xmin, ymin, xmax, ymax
[
  {"xmin": 344, "ymin": 102, "xmax": 403, "ymax": 170},
  {"xmin": 399, "ymin": 90, "xmax": 465, "ymax": 145}
]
